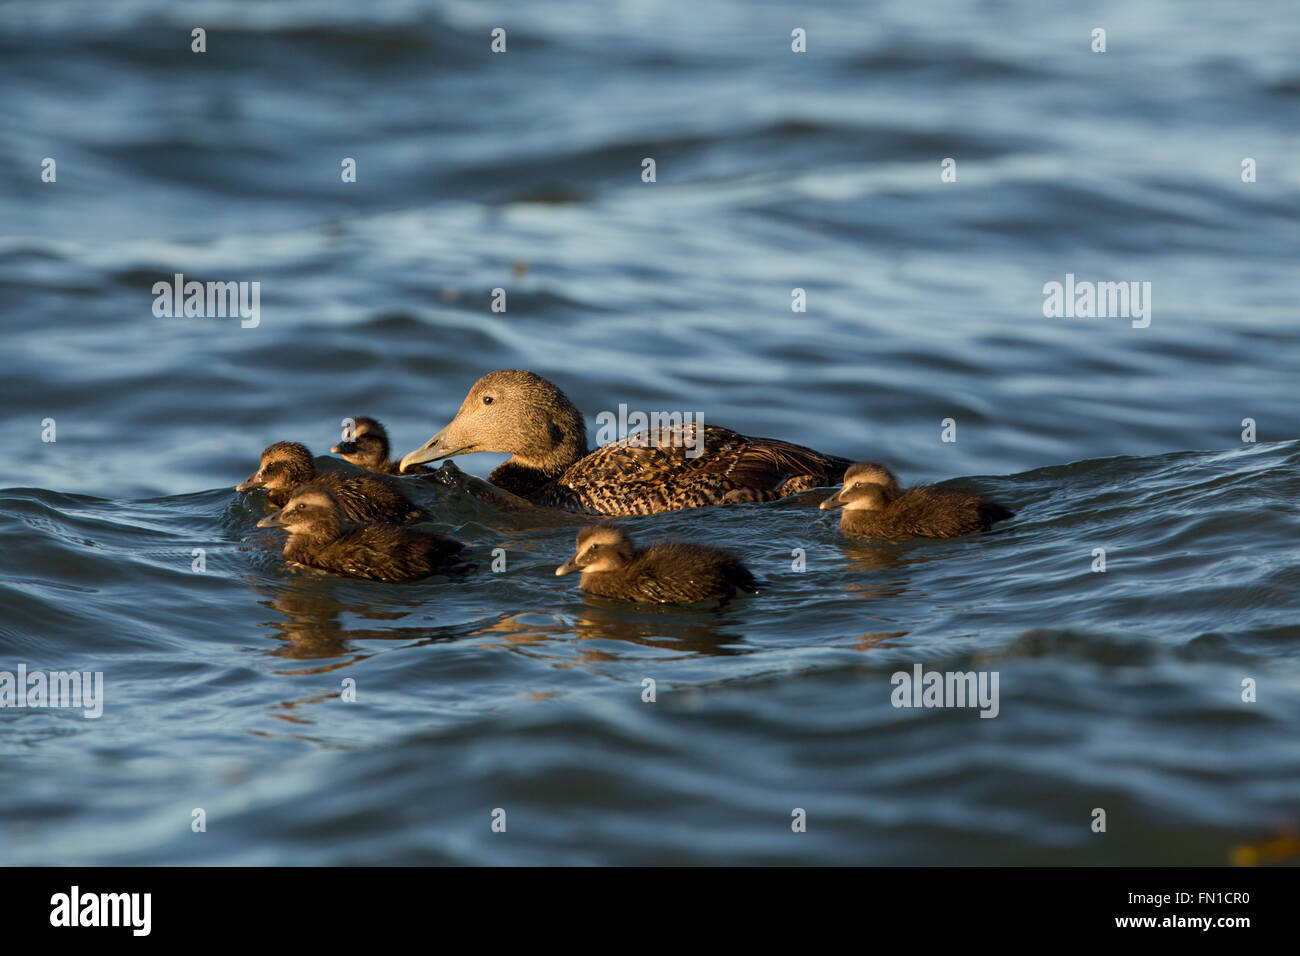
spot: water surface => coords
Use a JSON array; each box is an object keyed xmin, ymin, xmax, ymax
[{"xmin": 1, "ymin": 0, "xmax": 1298, "ymax": 865}]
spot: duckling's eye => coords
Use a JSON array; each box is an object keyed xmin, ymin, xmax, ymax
[
  {"xmin": 296, "ymin": 503, "xmax": 306, "ymax": 510},
  {"xmin": 483, "ymin": 395, "xmax": 494, "ymax": 405}
]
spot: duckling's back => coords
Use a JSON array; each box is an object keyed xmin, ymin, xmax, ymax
[
  {"xmin": 599, "ymin": 541, "xmax": 756, "ymax": 603},
  {"xmin": 315, "ymin": 473, "xmax": 426, "ymax": 524},
  {"xmin": 847, "ymin": 485, "xmax": 1013, "ymax": 540},
  {"xmin": 291, "ymin": 524, "xmax": 463, "ymax": 583}
]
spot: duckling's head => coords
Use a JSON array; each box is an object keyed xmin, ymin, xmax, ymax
[
  {"xmin": 555, "ymin": 524, "xmax": 635, "ymax": 576},
  {"xmin": 331, "ymin": 417, "xmax": 391, "ymax": 470},
  {"xmin": 843, "ymin": 461, "xmax": 900, "ymax": 496},
  {"xmin": 401, "ymin": 370, "xmax": 589, "ymax": 476},
  {"xmin": 820, "ymin": 462, "xmax": 898, "ymax": 512},
  {"xmin": 256, "ymin": 483, "xmax": 345, "ymax": 536},
  {"xmin": 237, "ymin": 441, "xmax": 316, "ymax": 495}
]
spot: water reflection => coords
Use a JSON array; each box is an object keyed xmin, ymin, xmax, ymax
[
  {"xmin": 256, "ymin": 584, "xmax": 437, "ymax": 661},
  {"xmin": 463, "ymin": 604, "xmax": 748, "ymax": 659},
  {"xmin": 570, "ymin": 602, "xmax": 748, "ymax": 657}
]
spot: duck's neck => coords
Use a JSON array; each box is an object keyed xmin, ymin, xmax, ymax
[
  {"xmin": 498, "ymin": 411, "xmax": 590, "ymax": 486},
  {"xmin": 489, "ymin": 461, "xmax": 561, "ymax": 499}
]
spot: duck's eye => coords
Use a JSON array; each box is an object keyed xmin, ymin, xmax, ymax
[
  {"xmin": 482, "ymin": 395, "xmax": 494, "ymax": 405},
  {"xmin": 296, "ymin": 503, "xmax": 306, "ymax": 510}
]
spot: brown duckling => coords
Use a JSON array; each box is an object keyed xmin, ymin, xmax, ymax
[
  {"xmin": 555, "ymin": 524, "xmax": 757, "ymax": 604},
  {"xmin": 820, "ymin": 461, "xmax": 1014, "ymax": 540},
  {"xmin": 237, "ymin": 441, "xmax": 427, "ymax": 523},
  {"xmin": 398, "ymin": 370, "xmax": 851, "ymax": 516},
  {"xmin": 331, "ymin": 417, "xmax": 432, "ymax": 475},
  {"xmin": 256, "ymin": 484, "xmax": 463, "ymax": 583}
]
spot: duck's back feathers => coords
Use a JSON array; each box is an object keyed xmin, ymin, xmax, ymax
[{"xmin": 531, "ymin": 423, "xmax": 851, "ymax": 516}]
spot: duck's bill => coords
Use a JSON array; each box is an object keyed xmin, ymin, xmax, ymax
[
  {"xmin": 236, "ymin": 474, "xmax": 266, "ymax": 493},
  {"xmin": 555, "ymin": 559, "xmax": 582, "ymax": 576},
  {"xmin": 399, "ymin": 427, "xmax": 472, "ymax": 472},
  {"xmin": 819, "ymin": 491, "xmax": 846, "ymax": 511},
  {"xmin": 256, "ymin": 511, "xmax": 289, "ymax": 529},
  {"xmin": 331, "ymin": 441, "xmax": 357, "ymax": 455}
]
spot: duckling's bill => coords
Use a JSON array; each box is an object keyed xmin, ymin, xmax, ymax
[
  {"xmin": 819, "ymin": 490, "xmax": 846, "ymax": 510},
  {"xmin": 236, "ymin": 474, "xmax": 266, "ymax": 492},
  {"xmin": 256, "ymin": 509, "xmax": 290, "ymax": 529}
]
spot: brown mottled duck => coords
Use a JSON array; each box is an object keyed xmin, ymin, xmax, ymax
[{"xmin": 398, "ymin": 370, "xmax": 851, "ymax": 515}]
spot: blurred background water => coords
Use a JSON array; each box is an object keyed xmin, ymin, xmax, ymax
[{"xmin": 1, "ymin": 0, "xmax": 1298, "ymax": 865}]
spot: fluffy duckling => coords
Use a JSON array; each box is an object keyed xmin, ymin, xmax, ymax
[
  {"xmin": 256, "ymin": 484, "xmax": 463, "ymax": 582},
  {"xmin": 237, "ymin": 441, "xmax": 427, "ymax": 523},
  {"xmin": 820, "ymin": 461, "xmax": 1014, "ymax": 540},
  {"xmin": 399, "ymin": 370, "xmax": 851, "ymax": 515},
  {"xmin": 555, "ymin": 524, "xmax": 757, "ymax": 604},
  {"xmin": 331, "ymin": 417, "xmax": 432, "ymax": 475}
]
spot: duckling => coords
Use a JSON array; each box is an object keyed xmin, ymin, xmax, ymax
[
  {"xmin": 555, "ymin": 524, "xmax": 757, "ymax": 604},
  {"xmin": 820, "ymin": 462, "xmax": 1014, "ymax": 540},
  {"xmin": 256, "ymin": 484, "xmax": 463, "ymax": 583},
  {"xmin": 398, "ymin": 370, "xmax": 852, "ymax": 515},
  {"xmin": 237, "ymin": 441, "xmax": 427, "ymax": 523},
  {"xmin": 331, "ymin": 417, "xmax": 432, "ymax": 475}
]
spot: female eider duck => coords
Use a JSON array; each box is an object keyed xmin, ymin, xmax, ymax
[
  {"xmin": 820, "ymin": 462, "xmax": 1014, "ymax": 540},
  {"xmin": 237, "ymin": 441, "xmax": 427, "ymax": 524},
  {"xmin": 331, "ymin": 417, "xmax": 432, "ymax": 475},
  {"xmin": 398, "ymin": 370, "xmax": 852, "ymax": 516},
  {"xmin": 256, "ymin": 484, "xmax": 463, "ymax": 583},
  {"xmin": 555, "ymin": 524, "xmax": 757, "ymax": 604}
]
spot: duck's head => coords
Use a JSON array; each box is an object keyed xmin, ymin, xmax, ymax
[
  {"xmin": 237, "ymin": 441, "xmax": 316, "ymax": 495},
  {"xmin": 820, "ymin": 461, "xmax": 899, "ymax": 512},
  {"xmin": 401, "ymin": 370, "xmax": 589, "ymax": 476},
  {"xmin": 256, "ymin": 483, "xmax": 344, "ymax": 536},
  {"xmin": 331, "ymin": 417, "xmax": 391, "ymax": 470},
  {"xmin": 556, "ymin": 523, "xmax": 635, "ymax": 576}
]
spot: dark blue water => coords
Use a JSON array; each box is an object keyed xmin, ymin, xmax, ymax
[{"xmin": 2, "ymin": 0, "xmax": 1298, "ymax": 865}]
